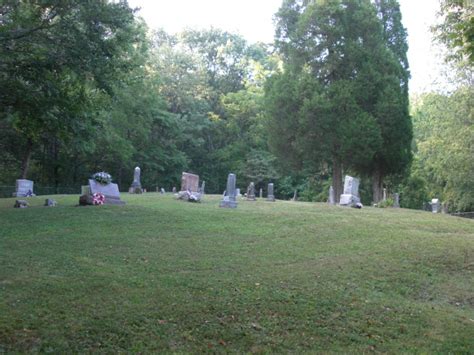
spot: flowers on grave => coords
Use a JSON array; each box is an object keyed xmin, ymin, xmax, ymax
[
  {"xmin": 92, "ymin": 192, "xmax": 105, "ymax": 205},
  {"xmin": 92, "ymin": 171, "xmax": 112, "ymax": 185}
]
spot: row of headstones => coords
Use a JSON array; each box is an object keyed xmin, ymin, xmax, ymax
[{"xmin": 219, "ymin": 174, "xmax": 276, "ymax": 208}]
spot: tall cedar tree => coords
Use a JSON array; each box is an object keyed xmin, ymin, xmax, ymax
[{"xmin": 267, "ymin": 0, "xmax": 411, "ymax": 202}]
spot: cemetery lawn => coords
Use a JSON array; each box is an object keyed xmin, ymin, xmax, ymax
[{"xmin": 1, "ymin": 194, "xmax": 473, "ymax": 353}]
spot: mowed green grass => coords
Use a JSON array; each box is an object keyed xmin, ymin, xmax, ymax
[{"xmin": 0, "ymin": 193, "xmax": 473, "ymax": 353}]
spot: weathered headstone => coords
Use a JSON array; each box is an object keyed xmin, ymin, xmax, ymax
[
  {"xmin": 236, "ymin": 188, "xmax": 241, "ymax": 197},
  {"xmin": 431, "ymin": 198, "xmax": 440, "ymax": 213},
  {"xmin": 291, "ymin": 190, "xmax": 297, "ymax": 201},
  {"xmin": 160, "ymin": 188, "xmax": 165, "ymax": 194},
  {"xmin": 13, "ymin": 179, "xmax": 35, "ymax": 197},
  {"xmin": 44, "ymin": 198, "xmax": 57, "ymax": 207},
  {"xmin": 393, "ymin": 193, "xmax": 400, "ymax": 208},
  {"xmin": 219, "ymin": 173, "xmax": 237, "ymax": 208},
  {"xmin": 328, "ymin": 186, "xmax": 335, "ymax": 205},
  {"xmin": 441, "ymin": 202, "xmax": 449, "ymax": 214},
  {"xmin": 259, "ymin": 188, "xmax": 263, "ymax": 199},
  {"xmin": 246, "ymin": 182, "xmax": 256, "ymax": 201},
  {"xmin": 129, "ymin": 166, "xmax": 143, "ymax": 193},
  {"xmin": 383, "ymin": 188, "xmax": 387, "ymax": 201},
  {"xmin": 180, "ymin": 172, "xmax": 199, "ymax": 193},
  {"xmin": 172, "ymin": 186, "xmax": 177, "ymax": 193},
  {"xmin": 267, "ymin": 183, "xmax": 275, "ymax": 202},
  {"xmin": 339, "ymin": 176, "xmax": 361, "ymax": 207},
  {"xmin": 14, "ymin": 200, "xmax": 29, "ymax": 208},
  {"xmin": 199, "ymin": 181, "xmax": 205, "ymax": 195},
  {"xmin": 85, "ymin": 179, "xmax": 125, "ymax": 205}
]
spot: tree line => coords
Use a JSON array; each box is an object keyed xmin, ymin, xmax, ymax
[{"xmin": 0, "ymin": 0, "xmax": 472, "ymax": 211}]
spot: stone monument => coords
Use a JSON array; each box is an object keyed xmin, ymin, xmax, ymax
[
  {"xmin": 14, "ymin": 200, "xmax": 29, "ymax": 208},
  {"xmin": 339, "ymin": 175, "xmax": 360, "ymax": 207},
  {"xmin": 246, "ymin": 182, "xmax": 256, "ymax": 201},
  {"xmin": 328, "ymin": 186, "xmax": 335, "ymax": 205},
  {"xmin": 267, "ymin": 183, "xmax": 275, "ymax": 202},
  {"xmin": 431, "ymin": 198, "xmax": 440, "ymax": 213},
  {"xmin": 393, "ymin": 193, "xmax": 400, "ymax": 208},
  {"xmin": 219, "ymin": 173, "xmax": 237, "ymax": 208},
  {"xmin": 13, "ymin": 179, "xmax": 35, "ymax": 197},
  {"xmin": 199, "ymin": 181, "xmax": 205, "ymax": 195},
  {"xmin": 80, "ymin": 179, "xmax": 125, "ymax": 205},
  {"xmin": 291, "ymin": 190, "xmax": 297, "ymax": 201},
  {"xmin": 44, "ymin": 198, "xmax": 57, "ymax": 207},
  {"xmin": 180, "ymin": 172, "xmax": 199, "ymax": 193},
  {"xmin": 259, "ymin": 188, "xmax": 263, "ymax": 199},
  {"xmin": 129, "ymin": 166, "xmax": 143, "ymax": 193}
]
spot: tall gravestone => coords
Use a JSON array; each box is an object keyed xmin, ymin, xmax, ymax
[
  {"xmin": 267, "ymin": 183, "xmax": 275, "ymax": 202},
  {"xmin": 383, "ymin": 188, "xmax": 387, "ymax": 201},
  {"xmin": 129, "ymin": 167, "xmax": 143, "ymax": 193},
  {"xmin": 180, "ymin": 172, "xmax": 199, "ymax": 193},
  {"xmin": 328, "ymin": 186, "xmax": 335, "ymax": 205},
  {"xmin": 247, "ymin": 182, "xmax": 256, "ymax": 201},
  {"xmin": 199, "ymin": 181, "xmax": 206, "ymax": 195},
  {"xmin": 259, "ymin": 188, "xmax": 263, "ymax": 199},
  {"xmin": 13, "ymin": 179, "xmax": 35, "ymax": 197},
  {"xmin": 393, "ymin": 193, "xmax": 400, "ymax": 208},
  {"xmin": 431, "ymin": 198, "xmax": 440, "ymax": 213},
  {"xmin": 219, "ymin": 173, "xmax": 237, "ymax": 208},
  {"xmin": 339, "ymin": 176, "xmax": 360, "ymax": 207},
  {"xmin": 291, "ymin": 190, "xmax": 297, "ymax": 201}
]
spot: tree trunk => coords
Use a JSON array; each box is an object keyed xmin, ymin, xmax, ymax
[
  {"xmin": 372, "ymin": 166, "xmax": 383, "ymax": 203},
  {"xmin": 21, "ymin": 139, "xmax": 33, "ymax": 179},
  {"xmin": 332, "ymin": 157, "xmax": 343, "ymax": 203}
]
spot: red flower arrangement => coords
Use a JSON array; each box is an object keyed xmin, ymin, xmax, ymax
[{"xmin": 92, "ymin": 192, "xmax": 105, "ymax": 205}]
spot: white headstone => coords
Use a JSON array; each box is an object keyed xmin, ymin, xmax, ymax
[
  {"xmin": 431, "ymin": 198, "xmax": 440, "ymax": 213},
  {"xmin": 340, "ymin": 176, "xmax": 360, "ymax": 207},
  {"xmin": 13, "ymin": 179, "xmax": 34, "ymax": 197}
]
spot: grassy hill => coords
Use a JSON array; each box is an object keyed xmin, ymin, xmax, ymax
[{"xmin": 0, "ymin": 194, "xmax": 473, "ymax": 352}]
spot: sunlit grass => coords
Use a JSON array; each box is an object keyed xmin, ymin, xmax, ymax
[{"xmin": 1, "ymin": 193, "xmax": 473, "ymax": 352}]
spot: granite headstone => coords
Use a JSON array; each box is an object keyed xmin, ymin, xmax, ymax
[
  {"xmin": 13, "ymin": 179, "xmax": 35, "ymax": 197},
  {"xmin": 267, "ymin": 183, "xmax": 275, "ymax": 202},
  {"xmin": 219, "ymin": 173, "xmax": 237, "ymax": 208}
]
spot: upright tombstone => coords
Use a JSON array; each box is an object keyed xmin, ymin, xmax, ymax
[
  {"xmin": 219, "ymin": 173, "xmax": 237, "ymax": 208},
  {"xmin": 82, "ymin": 179, "xmax": 125, "ymax": 205},
  {"xmin": 129, "ymin": 167, "xmax": 143, "ymax": 193},
  {"xmin": 431, "ymin": 198, "xmax": 440, "ymax": 213},
  {"xmin": 259, "ymin": 188, "xmax": 263, "ymax": 199},
  {"xmin": 267, "ymin": 183, "xmax": 275, "ymax": 202},
  {"xmin": 13, "ymin": 179, "xmax": 35, "ymax": 197},
  {"xmin": 393, "ymin": 193, "xmax": 400, "ymax": 208},
  {"xmin": 328, "ymin": 186, "xmax": 336, "ymax": 205},
  {"xmin": 383, "ymin": 188, "xmax": 387, "ymax": 201},
  {"xmin": 246, "ymin": 182, "xmax": 256, "ymax": 201},
  {"xmin": 172, "ymin": 186, "xmax": 177, "ymax": 193},
  {"xmin": 339, "ymin": 175, "xmax": 361, "ymax": 207},
  {"xmin": 199, "ymin": 181, "xmax": 206, "ymax": 195},
  {"xmin": 291, "ymin": 190, "xmax": 297, "ymax": 201},
  {"xmin": 180, "ymin": 172, "xmax": 199, "ymax": 193}
]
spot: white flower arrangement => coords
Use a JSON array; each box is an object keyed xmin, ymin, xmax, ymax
[{"xmin": 92, "ymin": 171, "xmax": 112, "ymax": 185}]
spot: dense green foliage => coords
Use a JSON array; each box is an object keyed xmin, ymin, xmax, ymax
[
  {"xmin": 266, "ymin": 0, "xmax": 411, "ymax": 202},
  {"xmin": 402, "ymin": 87, "xmax": 474, "ymax": 212},
  {"xmin": 433, "ymin": 0, "xmax": 474, "ymax": 64},
  {"xmin": 0, "ymin": 0, "xmax": 472, "ymax": 209},
  {"xmin": 1, "ymin": 194, "xmax": 473, "ymax": 352}
]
